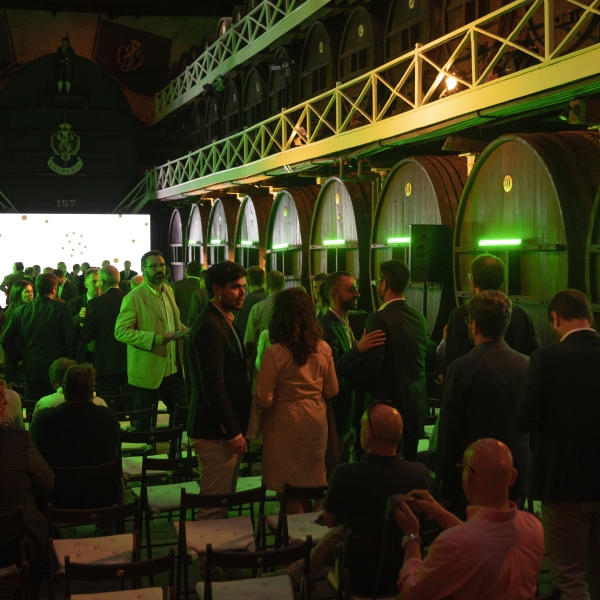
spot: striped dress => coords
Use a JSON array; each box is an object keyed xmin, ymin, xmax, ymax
[{"xmin": 255, "ymin": 340, "xmax": 339, "ymax": 493}]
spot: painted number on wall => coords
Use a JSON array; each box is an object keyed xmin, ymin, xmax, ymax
[{"xmin": 57, "ymin": 200, "xmax": 77, "ymax": 207}]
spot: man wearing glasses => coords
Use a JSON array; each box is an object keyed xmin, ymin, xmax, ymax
[{"xmin": 115, "ymin": 250, "xmax": 188, "ymax": 431}]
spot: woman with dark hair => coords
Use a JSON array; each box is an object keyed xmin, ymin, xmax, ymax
[{"xmin": 255, "ymin": 287, "xmax": 338, "ymax": 513}]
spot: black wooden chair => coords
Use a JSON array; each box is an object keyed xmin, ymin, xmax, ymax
[
  {"xmin": 103, "ymin": 393, "xmax": 135, "ymax": 413},
  {"xmin": 0, "ymin": 562, "xmax": 30, "ymax": 600},
  {"xmin": 0, "ymin": 507, "xmax": 26, "ymax": 570}
]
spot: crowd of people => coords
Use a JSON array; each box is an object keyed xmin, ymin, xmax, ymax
[{"xmin": 0, "ymin": 251, "xmax": 598, "ymax": 600}]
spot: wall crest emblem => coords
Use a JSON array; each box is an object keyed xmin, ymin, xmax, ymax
[
  {"xmin": 117, "ymin": 40, "xmax": 145, "ymax": 72},
  {"xmin": 48, "ymin": 123, "xmax": 83, "ymax": 175}
]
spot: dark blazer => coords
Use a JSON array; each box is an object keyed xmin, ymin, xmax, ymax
[
  {"xmin": 67, "ymin": 294, "xmax": 90, "ymax": 363},
  {"xmin": 1, "ymin": 295, "xmax": 76, "ymax": 380},
  {"xmin": 58, "ymin": 280, "xmax": 78, "ymax": 303},
  {"xmin": 234, "ymin": 288, "xmax": 266, "ymax": 341},
  {"xmin": 187, "ymin": 302, "xmax": 252, "ymax": 440},
  {"xmin": 517, "ymin": 330, "xmax": 600, "ymax": 501},
  {"xmin": 444, "ymin": 303, "xmax": 540, "ymax": 369},
  {"xmin": 172, "ymin": 277, "xmax": 201, "ymax": 327},
  {"xmin": 120, "ymin": 269, "xmax": 138, "ymax": 282},
  {"xmin": 187, "ymin": 287, "xmax": 210, "ymax": 327},
  {"xmin": 80, "ymin": 286, "xmax": 127, "ymax": 377},
  {"xmin": 318, "ymin": 310, "xmax": 363, "ymax": 436},
  {"xmin": 437, "ymin": 339, "xmax": 530, "ymax": 508},
  {"xmin": 354, "ymin": 299, "xmax": 428, "ymax": 462}
]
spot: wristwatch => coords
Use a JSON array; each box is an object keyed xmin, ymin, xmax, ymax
[{"xmin": 402, "ymin": 533, "xmax": 421, "ymax": 548}]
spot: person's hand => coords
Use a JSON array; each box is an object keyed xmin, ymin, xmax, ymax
[
  {"xmin": 79, "ymin": 307, "xmax": 86, "ymax": 320},
  {"xmin": 356, "ymin": 329, "xmax": 386, "ymax": 353},
  {"xmin": 407, "ymin": 489, "xmax": 441, "ymax": 518},
  {"xmin": 154, "ymin": 332, "xmax": 176, "ymax": 346},
  {"xmin": 229, "ymin": 437, "xmax": 247, "ymax": 455},
  {"xmin": 393, "ymin": 502, "xmax": 420, "ymax": 537},
  {"xmin": 442, "ymin": 324, "xmax": 448, "ymax": 340}
]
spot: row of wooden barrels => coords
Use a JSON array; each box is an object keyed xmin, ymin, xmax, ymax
[
  {"xmin": 167, "ymin": 131, "xmax": 600, "ymax": 346},
  {"xmin": 165, "ymin": 0, "xmax": 599, "ymax": 157}
]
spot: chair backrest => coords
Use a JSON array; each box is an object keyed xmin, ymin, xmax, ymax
[
  {"xmin": 0, "ymin": 562, "xmax": 30, "ymax": 600},
  {"xmin": 104, "ymin": 394, "xmax": 135, "ymax": 413},
  {"xmin": 120, "ymin": 426, "xmax": 183, "ymax": 458},
  {"xmin": 0, "ymin": 507, "xmax": 25, "ymax": 568},
  {"xmin": 65, "ymin": 548, "xmax": 174, "ymax": 598},
  {"xmin": 281, "ymin": 482, "xmax": 328, "ymax": 504},
  {"xmin": 172, "ymin": 404, "xmax": 189, "ymax": 429},
  {"xmin": 141, "ymin": 455, "xmax": 198, "ymax": 482},
  {"xmin": 20, "ymin": 400, "xmax": 37, "ymax": 426},
  {"xmin": 47, "ymin": 498, "xmax": 140, "ymax": 535},
  {"xmin": 115, "ymin": 406, "xmax": 157, "ymax": 430},
  {"xmin": 50, "ymin": 459, "xmax": 123, "ymax": 509}
]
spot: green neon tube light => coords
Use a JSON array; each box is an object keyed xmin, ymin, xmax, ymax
[
  {"xmin": 323, "ymin": 239, "xmax": 345, "ymax": 246},
  {"xmin": 387, "ymin": 237, "xmax": 410, "ymax": 244},
  {"xmin": 189, "ymin": 239, "xmax": 197, "ymax": 245},
  {"xmin": 240, "ymin": 240, "xmax": 253, "ymax": 246},
  {"xmin": 272, "ymin": 242, "xmax": 289, "ymax": 250},
  {"xmin": 478, "ymin": 239, "xmax": 522, "ymax": 247},
  {"xmin": 210, "ymin": 238, "xmax": 222, "ymax": 244}
]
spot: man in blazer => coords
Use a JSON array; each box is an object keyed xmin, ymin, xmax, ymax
[
  {"xmin": 81, "ymin": 265, "xmax": 129, "ymax": 397},
  {"xmin": 187, "ymin": 261, "xmax": 251, "ymax": 518},
  {"xmin": 355, "ymin": 260, "xmax": 427, "ymax": 462},
  {"xmin": 172, "ymin": 260, "xmax": 202, "ymax": 327},
  {"xmin": 318, "ymin": 271, "xmax": 385, "ymax": 470},
  {"xmin": 444, "ymin": 254, "xmax": 540, "ymax": 369},
  {"xmin": 115, "ymin": 251, "xmax": 187, "ymax": 431},
  {"xmin": 436, "ymin": 290, "xmax": 530, "ymax": 520},
  {"xmin": 54, "ymin": 269, "xmax": 78, "ymax": 302},
  {"xmin": 517, "ymin": 289, "xmax": 600, "ymax": 598},
  {"xmin": 120, "ymin": 261, "xmax": 138, "ymax": 285},
  {"xmin": 1, "ymin": 273, "xmax": 76, "ymax": 400},
  {"xmin": 68, "ymin": 268, "xmax": 101, "ymax": 364}
]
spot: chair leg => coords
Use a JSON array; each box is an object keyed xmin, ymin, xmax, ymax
[
  {"xmin": 145, "ymin": 508, "xmax": 154, "ymax": 586},
  {"xmin": 183, "ymin": 553, "xmax": 190, "ymax": 600},
  {"xmin": 47, "ymin": 543, "xmax": 55, "ymax": 600}
]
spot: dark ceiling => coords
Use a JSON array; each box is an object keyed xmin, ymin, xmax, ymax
[{"xmin": 0, "ymin": 1, "xmax": 241, "ymax": 18}]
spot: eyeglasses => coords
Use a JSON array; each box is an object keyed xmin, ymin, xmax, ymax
[
  {"xmin": 456, "ymin": 463, "xmax": 477, "ymax": 475},
  {"xmin": 364, "ymin": 401, "xmax": 394, "ymax": 440},
  {"xmin": 145, "ymin": 263, "xmax": 166, "ymax": 271}
]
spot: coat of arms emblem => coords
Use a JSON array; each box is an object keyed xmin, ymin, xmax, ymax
[
  {"xmin": 117, "ymin": 40, "xmax": 144, "ymax": 72},
  {"xmin": 48, "ymin": 123, "xmax": 83, "ymax": 175}
]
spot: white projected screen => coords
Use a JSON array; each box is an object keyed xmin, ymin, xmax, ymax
[{"xmin": 0, "ymin": 214, "xmax": 151, "ymax": 299}]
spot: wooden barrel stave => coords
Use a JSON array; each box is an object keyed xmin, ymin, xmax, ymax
[
  {"xmin": 234, "ymin": 193, "xmax": 272, "ymax": 270},
  {"xmin": 207, "ymin": 197, "xmax": 240, "ymax": 265}
]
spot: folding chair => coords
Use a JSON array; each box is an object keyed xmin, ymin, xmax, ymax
[
  {"xmin": 200, "ymin": 536, "xmax": 313, "ymax": 600},
  {"xmin": 0, "ymin": 562, "xmax": 30, "ymax": 600},
  {"xmin": 235, "ymin": 451, "xmax": 277, "ymax": 503},
  {"xmin": 20, "ymin": 399, "xmax": 37, "ymax": 428},
  {"xmin": 175, "ymin": 486, "xmax": 266, "ymax": 600},
  {"xmin": 103, "ymin": 394, "xmax": 135, "ymax": 413},
  {"xmin": 65, "ymin": 548, "xmax": 175, "ymax": 600},
  {"xmin": 115, "ymin": 406, "xmax": 157, "ymax": 432},
  {"xmin": 267, "ymin": 483, "xmax": 328, "ymax": 547},
  {"xmin": 0, "ymin": 507, "xmax": 26, "ymax": 570},
  {"xmin": 47, "ymin": 499, "xmax": 141, "ymax": 600}
]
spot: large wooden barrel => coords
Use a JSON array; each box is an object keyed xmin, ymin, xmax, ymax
[
  {"xmin": 310, "ymin": 178, "xmax": 372, "ymax": 311},
  {"xmin": 204, "ymin": 96, "xmax": 221, "ymax": 142},
  {"xmin": 232, "ymin": 5, "xmax": 245, "ymax": 24},
  {"xmin": 190, "ymin": 99, "xmax": 207, "ymax": 151},
  {"xmin": 216, "ymin": 17, "xmax": 232, "ymax": 39},
  {"xmin": 201, "ymin": 34, "xmax": 216, "ymax": 53},
  {"xmin": 178, "ymin": 52, "xmax": 192, "ymax": 73},
  {"xmin": 234, "ymin": 193, "xmax": 272, "ymax": 269},
  {"xmin": 266, "ymin": 186, "xmax": 320, "ymax": 289},
  {"xmin": 268, "ymin": 46, "xmax": 299, "ymax": 117},
  {"xmin": 222, "ymin": 78, "xmax": 242, "ymax": 138},
  {"xmin": 168, "ymin": 209, "xmax": 185, "ymax": 281},
  {"xmin": 206, "ymin": 197, "xmax": 239, "ymax": 266},
  {"xmin": 243, "ymin": 67, "xmax": 268, "ymax": 128},
  {"xmin": 455, "ymin": 132, "xmax": 600, "ymax": 346},
  {"xmin": 186, "ymin": 202, "xmax": 212, "ymax": 268},
  {"xmin": 372, "ymin": 156, "xmax": 467, "ymax": 338},
  {"xmin": 166, "ymin": 106, "xmax": 193, "ymax": 160},
  {"xmin": 188, "ymin": 44, "xmax": 203, "ymax": 63}
]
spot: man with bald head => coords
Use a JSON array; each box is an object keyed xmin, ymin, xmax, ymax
[
  {"xmin": 130, "ymin": 274, "xmax": 144, "ymax": 290},
  {"xmin": 394, "ymin": 438, "xmax": 544, "ymax": 600},
  {"xmin": 284, "ymin": 403, "xmax": 430, "ymax": 596},
  {"xmin": 81, "ymin": 265, "xmax": 129, "ymax": 396}
]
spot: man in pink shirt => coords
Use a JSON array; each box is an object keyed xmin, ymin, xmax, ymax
[{"xmin": 394, "ymin": 438, "xmax": 544, "ymax": 600}]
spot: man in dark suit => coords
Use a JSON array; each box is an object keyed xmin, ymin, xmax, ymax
[
  {"xmin": 0, "ymin": 261, "xmax": 25, "ymax": 305},
  {"xmin": 319, "ymin": 271, "xmax": 385, "ymax": 470},
  {"xmin": 58, "ymin": 262, "xmax": 76, "ymax": 286},
  {"xmin": 187, "ymin": 271, "xmax": 210, "ymax": 327},
  {"xmin": 355, "ymin": 260, "xmax": 427, "ymax": 462},
  {"xmin": 188, "ymin": 261, "xmax": 251, "ymax": 518},
  {"xmin": 172, "ymin": 260, "xmax": 202, "ymax": 327},
  {"xmin": 80, "ymin": 265, "xmax": 129, "ymax": 396},
  {"xmin": 68, "ymin": 268, "xmax": 101, "ymax": 363},
  {"xmin": 436, "ymin": 290, "xmax": 530, "ymax": 520},
  {"xmin": 444, "ymin": 253, "xmax": 540, "ymax": 369},
  {"xmin": 1, "ymin": 273, "xmax": 76, "ymax": 400},
  {"xmin": 234, "ymin": 266, "xmax": 266, "ymax": 340},
  {"xmin": 54, "ymin": 269, "xmax": 78, "ymax": 302},
  {"xmin": 76, "ymin": 262, "xmax": 91, "ymax": 295},
  {"xmin": 517, "ymin": 289, "xmax": 600, "ymax": 598},
  {"xmin": 120, "ymin": 261, "xmax": 138, "ymax": 286}
]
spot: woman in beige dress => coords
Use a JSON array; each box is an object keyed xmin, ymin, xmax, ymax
[{"xmin": 255, "ymin": 287, "xmax": 338, "ymax": 513}]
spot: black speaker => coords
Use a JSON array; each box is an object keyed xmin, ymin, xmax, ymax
[{"xmin": 409, "ymin": 224, "xmax": 452, "ymax": 283}]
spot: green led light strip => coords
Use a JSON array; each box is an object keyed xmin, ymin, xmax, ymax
[
  {"xmin": 189, "ymin": 239, "xmax": 197, "ymax": 244},
  {"xmin": 387, "ymin": 237, "xmax": 410, "ymax": 244},
  {"xmin": 323, "ymin": 239, "xmax": 345, "ymax": 246},
  {"xmin": 210, "ymin": 239, "xmax": 222, "ymax": 244},
  {"xmin": 272, "ymin": 242, "xmax": 289, "ymax": 250},
  {"xmin": 240, "ymin": 240, "xmax": 253, "ymax": 246},
  {"xmin": 478, "ymin": 239, "xmax": 522, "ymax": 247}
]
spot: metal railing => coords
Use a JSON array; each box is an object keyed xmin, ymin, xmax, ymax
[
  {"xmin": 149, "ymin": 0, "xmax": 330, "ymax": 123},
  {"xmin": 135, "ymin": 0, "xmax": 600, "ymax": 203}
]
